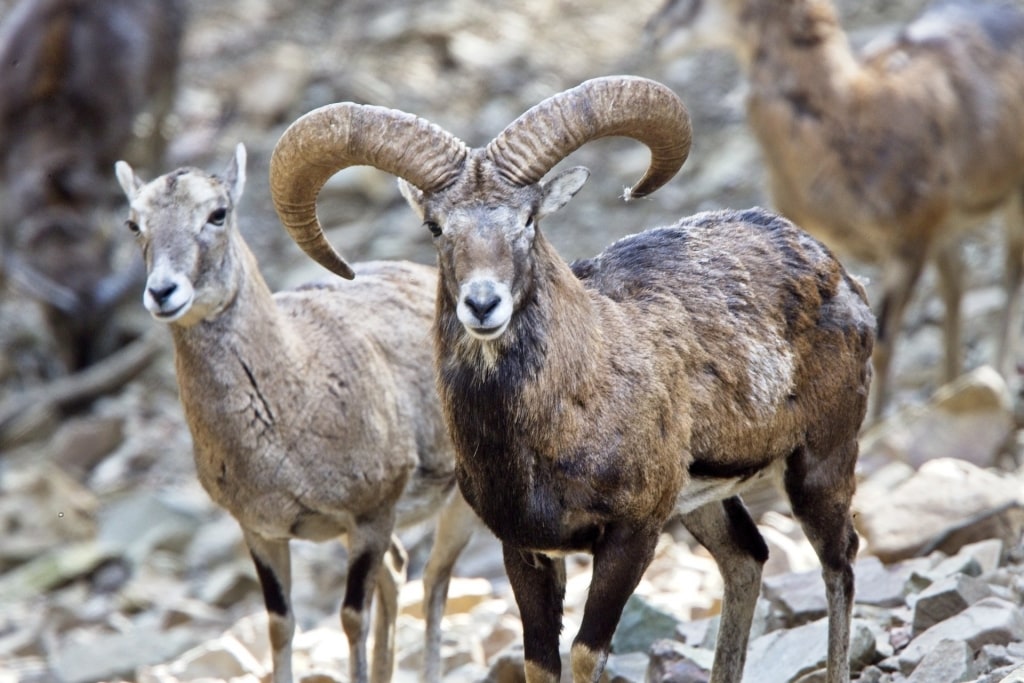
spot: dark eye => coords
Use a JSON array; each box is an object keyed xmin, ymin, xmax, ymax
[
  {"xmin": 207, "ymin": 208, "xmax": 227, "ymax": 226},
  {"xmin": 525, "ymin": 214, "xmax": 535, "ymax": 228},
  {"xmin": 126, "ymin": 219, "xmax": 140, "ymax": 234},
  {"xmin": 424, "ymin": 220, "xmax": 442, "ymax": 237}
]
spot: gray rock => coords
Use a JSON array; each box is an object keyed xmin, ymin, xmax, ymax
[
  {"xmin": 916, "ymin": 553, "xmax": 982, "ymax": 585},
  {"xmin": 762, "ymin": 568, "xmax": 828, "ymax": 626},
  {"xmin": 997, "ymin": 663, "xmax": 1024, "ymax": 682},
  {"xmin": 612, "ymin": 593, "xmax": 684, "ymax": 654},
  {"xmin": 856, "ymin": 665, "xmax": 903, "ymax": 683},
  {"xmin": 977, "ymin": 643, "xmax": 1024, "ymax": 674},
  {"xmin": 911, "ymin": 574, "xmax": 993, "ymax": 635},
  {"xmin": 643, "ymin": 638, "xmax": 708, "ymax": 675},
  {"xmin": 194, "ymin": 559, "xmax": 260, "ymax": 609},
  {"xmin": 0, "ymin": 602, "xmax": 45, "ymax": 659},
  {"xmin": 960, "ymin": 539, "xmax": 1007, "ymax": 576},
  {"xmin": 898, "ymin": 597, "xmax": 1024, "ymax": 673},
  {"xmin": 919, "ymin": 504, "xmax": 1024, "ymax": 564},
  {"xmin": 137, "ymin": 631, "xmax": 267, "ymax": 683},
  {"xmin": 484, "ymin": 644, "xmax": 527, "ymax": 683},
  {"xmin": 46, "ymin": 416, "xmax": 125, "ymax": 482},
  {"xmin": 97, "ymin": 490, "xmax": 203, "ymax": 565},
  {"xmin": 674, "ymin": 615, "xmax": 717, "ymax": 648},
  {"xmin": 905, "ymin": 638, "xmax": 973, "ymax": 683},
  {"xmin": 854, "ymin": 458, "xmax": 1022, "ymax": 563},
  {"xmin": 51, "ymin": 624, "xmax": 203, "ymax": 683},
  {"xmin": 233, "ymin": 43, "xmax": 312, "ymax": 126},
  {"xmin": 183, "ymin": 512, "xmax": 246, "ymax": 571},
  {"xmin": 0, "ymin": 462, "xmax": 99, "ymax": 569},
  {"xmin": 602, "ymin": 651, "xmax": 650, "ymax": 683},
  {"xmin": 741, "ymin": 618, "xmax": 876, "ymax": 683},
  {"xmin": 855, "ymin": 556, "xmax": 915, "ymax": 608},
  {"xmin": 858, "ymin": 365, "xmax": 1014, "ymax": 472},
  {"xmin": 645, "ymin": 639, "xmax": 711, "ymax": 683},
  {"xmin": 0, "ymin": 541, "xmax": 114, "ymax": 602},
  {"xmin": 443, "ymin": 661, "xmax": 491, "ymax": 683}
]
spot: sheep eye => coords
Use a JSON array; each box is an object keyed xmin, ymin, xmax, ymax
[
  {"xmin": 424, "ymin": 220, "xmax": 442, "ymax": 237},
  {"xmin": 207, "ymin": 208, "xmax": 227, "ymax": 226},
  {"xmin": 126, "ymin": 219, "xmax": 141, "ymax": 234},
  {"xmin": 525, "ymin": 214, "xmax": 535, "ymax": 229}
]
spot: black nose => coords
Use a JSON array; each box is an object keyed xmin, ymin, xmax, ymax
[
  {"xmin": 148, "ymin": 282, "xmax": 177, "ymax": 305},
  {"xmin": 464, "ymin": 293, "xmax": 500, "ymax": 322}
]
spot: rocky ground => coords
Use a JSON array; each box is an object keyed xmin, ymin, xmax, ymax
[{"xmin": 2, "ymin": 0, "xmax": 1024, "ymax": 682}]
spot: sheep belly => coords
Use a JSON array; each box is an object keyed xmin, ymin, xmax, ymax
[{"xmin": 676, "ymin": 459, "xmax": 785, "ymax": 515}]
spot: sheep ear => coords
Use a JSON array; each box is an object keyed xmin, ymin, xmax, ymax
[
  {"xmin": 397, "ymin": 178, "xmax": 426, "ymax": 219},
  {"xmin": 539, "ymin": 166, "xmax": 590, "ymax": 219},
  {"xmin": 224, "ymin": 142, "xmax": 247, "ymax": 204},
  {"xmin": 114, "ymin": 160, "xmax": 142, "ymax": 199}
]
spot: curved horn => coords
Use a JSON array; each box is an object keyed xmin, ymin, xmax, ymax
[
  {"xmin": 270, "ymin": 103, "xmax": 469, "ymax": 279},
  {"xmin": 485, "ymin": 76, "xmax": 692, "ymax": 199}
]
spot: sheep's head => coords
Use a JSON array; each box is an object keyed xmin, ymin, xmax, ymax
[
  {"xmin": 269, "ymin": 76, "xmax": 692, "ymax": 340},
  {"xmin": 115, "ymin": 143, "xmax": 246, "ymax": 327},
  {"xmin": 394, "ymin": 162, "xmax": 588, "ymax": 340}
]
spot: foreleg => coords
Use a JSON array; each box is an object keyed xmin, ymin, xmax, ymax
[
  {"xmin": 572, "ymin": 523, "xmax": 661, "ymax": 683},
  {"xmin": 244, "ymin": 531, "xmax": 294, "ymax": 683},
  {"xmin": 503, "ymin": 545, "xmax": 567, "ymax": 683}
]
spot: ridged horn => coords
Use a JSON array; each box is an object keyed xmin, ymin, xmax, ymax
[
  {"xmin": 485, "ymin": 76, "xmax": 692, "ymax": 198},
  {"xmin": 270, "ymin": 103, "xmax": 469, "ymax": 279}
]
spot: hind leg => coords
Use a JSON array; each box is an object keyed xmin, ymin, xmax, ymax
[
  {"xmin": 934, "ymin": 242, "xmax": 964, "ymax": 384},
  {"xmin": 997, "ymin": 192, "xmax": 1024, "ymax": 380},
  {"xmin": 371, "ymin": 535, "xmax": 407, "ymax": 683},
  {"xmin": 784, "ymin": 442, "xmax": 859, "ymax": 683},
  {"xmin": 344, "ymin": 513, "xmax": 398, "ymax": 683},
  {"xmin": 421, "ymin": 490, "xmax": 478, "ymax": 683},
  {"xmin": 870, "ymin": 253, "xmax": 926, "ymax": 420},
  {"xmin": 680, "ymin": 497, "xmax": 768, "ymax": 683}
]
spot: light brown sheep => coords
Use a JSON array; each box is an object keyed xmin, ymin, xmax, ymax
[{"xmin": 116, "ymin": 144, "xmax": 478, "ymax": 683}]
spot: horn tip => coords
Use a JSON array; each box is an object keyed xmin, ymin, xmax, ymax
[{"xmin": 320, "ymin": 254, "xmax": 355, "ymax": 280}]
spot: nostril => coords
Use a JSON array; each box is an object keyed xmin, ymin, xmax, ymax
[
  {"xmin": 465, "ymin": 294, "xmax": 500, "ymax": 322},
  {"xmin": 148, "ymin": 282, "xmax": 177, "ymax": 305}
]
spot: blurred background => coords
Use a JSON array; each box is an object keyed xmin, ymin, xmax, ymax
[{"xmin": 2, "ymin": 0, "xmax": 1024, "ymax": 681}]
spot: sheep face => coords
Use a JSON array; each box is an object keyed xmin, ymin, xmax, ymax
[
  {"xmin": 115, "ymin": 145, "xmax": 246, "ymax": 327},
  {"xmin": 399, "ymin": 165, "xmax": 590, "ymax": 341}
]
